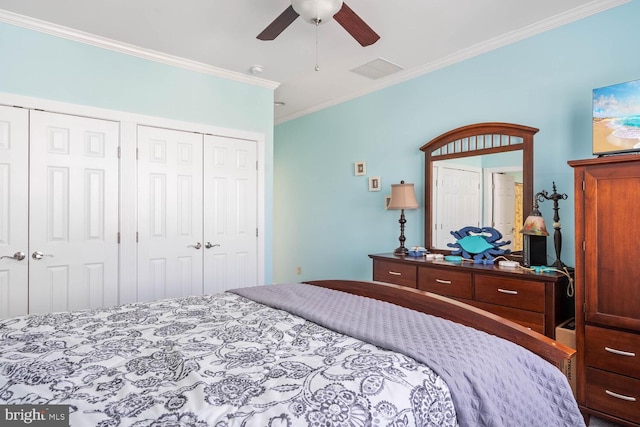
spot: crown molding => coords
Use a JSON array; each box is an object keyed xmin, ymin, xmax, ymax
[
  {"xmin": 0, "ymin": 9, "xmax": 280, "ymax": 91},
  {"xmin": 275, "ymin": 0, "xmax": 629, "ymax": 124}
]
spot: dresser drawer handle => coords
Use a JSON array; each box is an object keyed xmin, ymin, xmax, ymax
[
  {"xmin": 605, "ymin": 390, "xmax": 637, "ymax": 402},
  {"xmin": 605, "ymin": 347, "xmax": 636, "ymax": 357},
  {"xmin": 435, "ymin": 279, "xmax": 452, "ymax": 285},
  {"xmin": 388, "ymin": 271, "xmax": 402, "ymax": 276},
  {"xmin": 497, "ymin": 288, "xmax": 518, "ymax": 295}
]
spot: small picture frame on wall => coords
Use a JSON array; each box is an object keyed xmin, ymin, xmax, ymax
[
  {"xmin": 354, "ymin": 161, "xmax": 366, "ymax": 176},
  {"xmin": 369, "ymin": 176, "xmax": 381, "ymax": 191},
  {"xmin": 384, "ymin": 195, "xmax": 391, "ymax": 209}
]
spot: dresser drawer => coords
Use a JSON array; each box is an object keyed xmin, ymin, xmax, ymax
[
  {"xmin": 417, "ymin": 267, "xmax": 472, "ymax": 299},
  {"xmin": 586, "ymin": 367, "xmax": 640, "ymax": 424},
  {"xmin": 474, "ymin": 275, "xmax": 545, "ymax": 312},
  {"xmin": 373, "ymin": 260, "xmax": 417, "ymax": 288},
  {"xmin": 585, "ymin": 325, "xmax": 640, "ymax": 378},
  {"xmin": 469, "ymin": 300, "xmax": 544, "ymax": 334}
]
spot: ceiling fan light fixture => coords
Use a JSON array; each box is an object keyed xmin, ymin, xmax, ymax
[{"xmin": 291, "ymin": 0, "xmax": 343, "ymax": 24}]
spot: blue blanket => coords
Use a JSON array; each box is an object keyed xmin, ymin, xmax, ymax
[{"xmin": 231, "ymin": 283, "xmax": 585, "ymax": 427}]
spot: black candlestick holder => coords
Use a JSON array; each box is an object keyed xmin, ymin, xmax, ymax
[{"xmin": 536, "ymin": 182, "xmax": 569, "ymax": 270}]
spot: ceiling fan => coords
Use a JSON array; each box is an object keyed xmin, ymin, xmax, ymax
[{"xmin": 257, "ymin": 0, "xmax": 380, "ymax": 47}]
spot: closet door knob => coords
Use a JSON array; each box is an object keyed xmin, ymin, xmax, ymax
[
  {"xmin": 188, "ymin": 242, "xmax": 202, "ymax": 250},
  {"xmin": 32, "ymin": 251, "xmax": 54, "ymax": 260},
  {"xmin": 1, "ymin": 252, "xmax": 26, "ymax": 261},
  {"xmin": 205, "ymin": 242, "xmax": 220, "ymax": 249}
]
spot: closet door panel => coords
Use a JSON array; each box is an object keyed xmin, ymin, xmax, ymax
[
  {"xmin": 137, "ymin": 126, "xmax": 203, "ymax": 302},
  {"xmin": 0, "ymin": 106, "xmax": 29, "ymax": 318},
  {"xmin": 28, "ymin": 111, "xmax": 119, "ymax": 313},
  {"xmin": 203, "ymin": 135, "xmax": 257, "ymax": 293}
]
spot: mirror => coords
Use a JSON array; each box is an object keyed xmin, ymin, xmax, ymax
[{"xmin": 420, "ymin": 123, "xmax": 538, "ymax": 252}]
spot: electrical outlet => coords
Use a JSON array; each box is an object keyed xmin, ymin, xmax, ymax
[{"xmin": 296, "ymin": 266, "xmax": 301, "ymax": 275}]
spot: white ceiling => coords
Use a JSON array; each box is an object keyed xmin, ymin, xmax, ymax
[{"xmin": 0, "ymin": 0, "xmax": 627, "ymax": 123}]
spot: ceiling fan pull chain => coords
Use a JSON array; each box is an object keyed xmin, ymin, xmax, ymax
[{"xmin": 315, "ymin": 19, "xmax": 320, "ymax": 71}]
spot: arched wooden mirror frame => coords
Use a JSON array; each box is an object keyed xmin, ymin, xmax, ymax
[{"xmin": 420, "ymin": 122, "xmax": 539, "ymax": 251}]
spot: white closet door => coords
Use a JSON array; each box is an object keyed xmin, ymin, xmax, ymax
[
  {"xmin": 203, "ymin": 135, "xmax": 258, "ymax": 293},
  {"xmin": 29, "ymin": 111, "xmax": 120, "ymax": 314},
  {"xmin": 137, "ymin": 126, "xmax": 204, "ymax": 302},
  {"xmin": 0, "ymin": 106, "xmax": 29, "ymax": 318}
]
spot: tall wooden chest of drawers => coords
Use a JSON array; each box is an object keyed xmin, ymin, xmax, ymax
[{"xmin": 570, "ymin": 156, "xmax": 640, "ymax": 426}]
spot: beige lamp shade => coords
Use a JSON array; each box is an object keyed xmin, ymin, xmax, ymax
[
  {"xmin": 388, "ymin": 181, "xmax": 419, "ymax": 210},
  {"xmin": 520, "ymin": 214, "xmax": 549, "ymax": 236}
]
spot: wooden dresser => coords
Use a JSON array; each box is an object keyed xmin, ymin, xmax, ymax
[
  {"xmin": 570, "ymin": 156, "xmax": 640, "ymax": 427},
  {"xmin": 370, "ymin": 253, "xmax": 573, "ymax": 338}
]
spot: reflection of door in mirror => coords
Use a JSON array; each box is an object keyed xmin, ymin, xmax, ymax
[
  {"xmin": 487, "ymin": 170, "xmax": 523, "ymax": 251},
  {"xmin": 433, "ymin": 151, "xmax": 523, "ymax": 251},
  {"xmin": 433, "ymin": 162, "xmax": 482, "ymax": 249}
]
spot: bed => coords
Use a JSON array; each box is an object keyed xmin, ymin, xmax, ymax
[{"xmin": 0, "ymin": 280, "xmax": 584, "ymax": 426}]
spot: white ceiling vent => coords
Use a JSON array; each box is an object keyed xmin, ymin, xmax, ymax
[{"xmin": 350, "ymin": 58, "xmax": 405, "ymax": 80}]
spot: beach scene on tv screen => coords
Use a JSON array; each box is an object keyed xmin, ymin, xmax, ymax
[{"xmin": 593, "ymin": 78, "xmax": 640, "ymax": 154}]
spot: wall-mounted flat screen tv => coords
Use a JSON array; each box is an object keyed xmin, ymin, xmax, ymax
[{"xmin": 593, "ymin": 78, "xmax": 640, "ymax": 156}]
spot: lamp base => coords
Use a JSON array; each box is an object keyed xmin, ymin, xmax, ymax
[{"xmin": 393, "ymin": 246, "xmax": 408, "ymax": 256}]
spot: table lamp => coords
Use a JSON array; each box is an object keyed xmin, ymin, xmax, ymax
[{"xmin": 388, "ymin": 180, "xmax": 419, "ymax": 255}]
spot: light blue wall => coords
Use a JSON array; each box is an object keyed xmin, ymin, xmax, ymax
[
  {"xmin": 274, "ymin": 1, "xmax": 640, "ymax": 283},
  {"xmin": 0, "ymin": 21, "xmax": 275, "ymax": 282}
]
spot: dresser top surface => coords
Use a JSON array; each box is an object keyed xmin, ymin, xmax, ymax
[{"xmin": 369, "ymin": 253, "xmax": 567, "ymax": 282}]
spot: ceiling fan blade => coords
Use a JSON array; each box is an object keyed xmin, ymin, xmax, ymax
[
  {"xmin": 257, "ymin": 5, "xmax": 299, "ymax": 41},
  {"xmin": 333, "ymin": 3, "xmax": 380, "ymax": 47}
]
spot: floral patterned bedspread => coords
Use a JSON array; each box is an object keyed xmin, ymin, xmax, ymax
[{"xmin": 0, "ymin": 291, "xmax": 457, "ymax": 426}]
